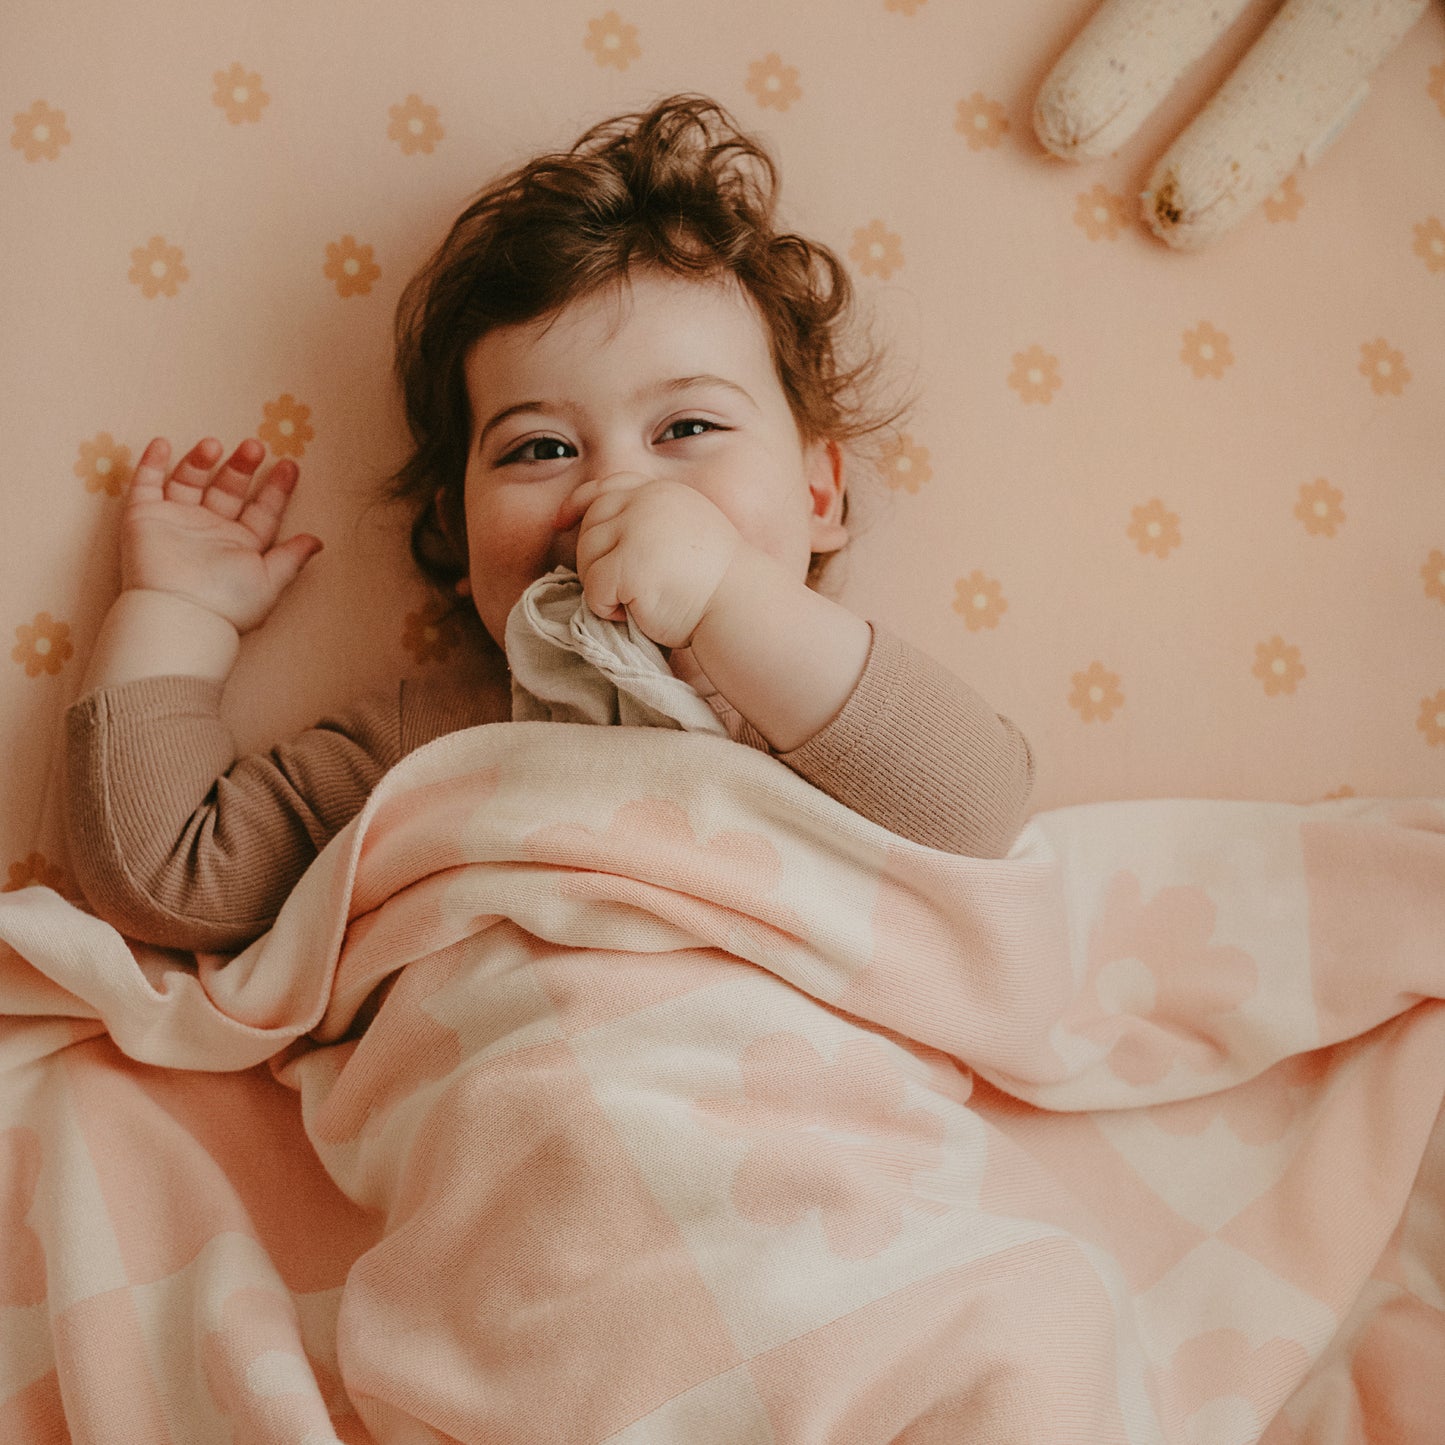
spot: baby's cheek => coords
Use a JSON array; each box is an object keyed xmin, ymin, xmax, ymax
[
  {"xmin": 718, "ymin": 489, "xmax": 799, "ymax": 556},
  {"xmin": 471, "ymin": 493, "xmax": 550, "ymax": 561}
]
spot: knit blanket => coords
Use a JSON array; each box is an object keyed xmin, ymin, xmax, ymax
[{"xmin": 2, "ymin": 725, "xmax": 1444, "ymax": 1442}]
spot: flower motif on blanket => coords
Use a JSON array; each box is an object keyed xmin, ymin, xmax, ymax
[
  {"xmin": 1150, "ymin": 1052, "xmax": 1329, "ymax": 1145},
  {"xmin": 522, "ymin": 796, "xmax": 815, "ymax": 970},
  {"xmin": 693, "ymin": 1032, "xmax": 951, "ymax": 1260},
  {"xmin": 1069, "ymin": 870, "xmax": 1258, "ymax": 1087},
  {"xmin": 1160, "ymin": 1328, "xmax": 1311, "ymax": 1444}
]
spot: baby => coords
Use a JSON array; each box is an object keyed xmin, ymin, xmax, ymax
[{"xmin": 64, "ymin": 94, "xmax": 1035, "ymax": 954}]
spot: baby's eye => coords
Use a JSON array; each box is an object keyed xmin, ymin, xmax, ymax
[
  {"xmin": 658, "ymin": 418, "xmax": 722, "ymax": 442},
  {"xmin": 500, "ymin": 436, "xmax": 576, "ymax": 464}
]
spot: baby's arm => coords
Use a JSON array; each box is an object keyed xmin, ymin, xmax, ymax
[
  {"xmin": 691, "ymin": 551, "xmax": 1034, "ymax": 857},
  {"xmin": 686, "ymin": 544, "xmax": 869, "ymax": 754},
  {"xmin": 566, "ymin": 474, "xmax": 1034, "ymax": 856},
  {"xmin": 65, "ymin": 435, "xmax": 342, "ymax": 950},
  {"xmin": 562, "ymin": 472, "xmax": 869, "ymax": 751}
]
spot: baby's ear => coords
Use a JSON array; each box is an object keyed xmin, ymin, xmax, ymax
[
  {"xmin": 805, "ymin": 439, "xmax": 848, "ymax": 554},
  {"xmin": 432, "ymin": 485, "xmax": 468, "ymax": 556}
]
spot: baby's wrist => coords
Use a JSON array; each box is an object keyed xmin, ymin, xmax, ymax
[
  {"xmin": 691, "ymin": 541, "xmax": 776, "ymax": 647},
  {"xmin": 81, "ymin": 589, "xmax": 242, "ymax": 695},
  {"xmin": 120, "ymin": 587, "xmax": 242, "ymax": 634},
  {"xmin": 686, "ymin": 544, "xmax": 869, "ymax": 754},
  {"xmin": 688, "ymin": 542, "xmax": 796, "ymax": 664},
  {"xmin": 119, "ymin": 587, "xmax": 245, "ymax": 655}
]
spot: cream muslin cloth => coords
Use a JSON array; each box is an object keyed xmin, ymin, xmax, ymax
[{"xmin": 505, "ymin": 566, "xmax": 728, "ymax": 735}]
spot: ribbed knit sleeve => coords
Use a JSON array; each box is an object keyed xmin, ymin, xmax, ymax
[
  {"xmin": 63, "ymin": 673, "xmax": 511, "ymax": 953},
  {"xmin": 61, "ymin": 630, "xmax": 1027, "ymax": 952},
  {"xmin": 776, "ymin": 623, "xmax": 1035, "ymax": 857},
  {"xmin": 63, "ymin": 675, "xmax": 409, "ymax": 951}
]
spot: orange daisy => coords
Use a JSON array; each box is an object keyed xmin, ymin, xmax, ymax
[
  {"xmin": 1074, "ymin": 184, "xmax": 1130, "ymax": 241},
  {"xmin": 1069, "ymin": 662, "xmax": 1123, "ymax": 721},
  {"xmin": 388, "ymin": 94, "xmax": 443, "ymax": 156},
  {"xmin": 881, "ymin": 433, "xmax": 931, "ymax": 493},
  {"xmin": 11, "ymin": 612, "xmax": 73, "ymax": 677},
  {"xmin": 1007, "ymin": 345, "xmax": 1062, "ymax": 404},
  {"xmin": 1126, "ymin": 499, "xmax": 1181, "ymax": 558},
  {"xmin": 10, "ymin": 100, "xmax": 70, "ymax": 162},
  {"xmin": 1293, "ymin": 478, "xmax": 1344, "ymax": 537},
  {"xmin": 74, "ymin": 433, "xmax": 132, "ymax": 497},
  {"xmin": 885, "ymin": 0, "xmax": 927, "ymax": 12},
  {"xmin": 3, "ymin": 851, "xmax": 72, "ymax": 895},
  {"xmin": 583, "ymin": 11, "xmax": 641, "ymax": 70},
  {"xmin": 747, "ymin": 54, "xmax": 801, "ymax": 112},
  {"xmin": 1358, "ymin": 338, "xmax": 1410, "ymax": 396},
  {"xmin": 128, "ymin": 236, "xmax": 188, "ymax": 298},
  {"xmin": 1422, "ymin": 548, "xmax": 1445, "ymax": 605},
  {"xmin": 1262, "ymin": 174, "xmax": 1304, "ymax": 223},
  {"xmin": 1252, "ymin": 636, "xmax": 1304, "ymax": 696},
  {"xmin": 323, "ymin": 236, "xmax": 381, "ymax": 297},
  {"xmin": 257, "ymin": 394, "xmax": 314, "ymax": 457},
  {"xmin": 951, "ymin": 572, "xmax": 1006, "ymax": 631},
  {"xmin": 849, "ymin": 220, "xmax": 903, "ymax": 280},
  {"xmin": 402, "ymin": 594, "xmax": 465, "ymax": 664},
  {"xmin": 212, "ymin": 63, "xmax": 269, "ymax": 125},
  {"xmin": 1412, "ymin": 217, "xmax": 1445, "ymax": 274},
  {"xmin": 1429, "ymin": 62, "xmax": 1445, "ymax": 118},
  {"xmin": 1418, "ymin": 690, "xmax": 1445, "ymax": 747},
  {"xmin": 1180, "ymin": 322, "xmax": 1233, "ymax": 379},
  {"xmin": 954, "ymin": 93, "xmax": 1009, "ymax": 150}
]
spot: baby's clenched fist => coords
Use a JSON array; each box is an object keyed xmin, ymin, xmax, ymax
[{"xmin": 564, "ymin": 474, "xmax": 744, "ymax": 649}]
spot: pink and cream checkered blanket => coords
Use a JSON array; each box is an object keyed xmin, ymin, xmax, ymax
[{"xmin": 2, "ymin": 723, "xmax": 1444, "ymax": 1442}]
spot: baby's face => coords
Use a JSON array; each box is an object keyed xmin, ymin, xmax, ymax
[{"xmin": 460, "ymin": 266, "xmax": 845, "ymax": 653}]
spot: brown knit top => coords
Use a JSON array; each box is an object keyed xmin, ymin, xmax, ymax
[{"xmin": 64, "ymin": 622, "xmax": 1034, "ymax": 952}]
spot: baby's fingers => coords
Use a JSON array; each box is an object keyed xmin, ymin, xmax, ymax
[
  {"xmin": 198, "ymin": 438, "xmax": 267, "ymax": 521},
  {"xmin": 578, "ymin": 548, "xmax": 628, "ymax": 624},
  {"xmin": 261, "ymin": 531, "xmax": 324, "ymax": 595},
  {"xmin": 127, "ymin": 437, "xmax": 173, "ymax": 505},
  {"xmin": 574, "ymin": 510, "xmax": 623, "ymax": 582},
  {"xmin": 163, "ymin": 437, "xmax": 225, "ymax": 504},
  {"xmin": 554, "ymin": 471, "xmax": 650, "ymax": 532},
  {"xmin": 237, "ymin": 458, "xmax": 303, "ymax": 549}
]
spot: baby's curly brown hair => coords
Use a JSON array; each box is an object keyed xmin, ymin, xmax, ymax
[{"xmin": 383, "ymin": 92, "xmax": 909, "ymax": 606}]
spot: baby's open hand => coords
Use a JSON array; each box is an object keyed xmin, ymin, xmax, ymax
[
  {"xmin": 562, "ymin": 474, "xmax": 743, "ymax": 650},
  {"xmin": 121, "ymin": 436, "xmax": 323, "ymax": 634}
]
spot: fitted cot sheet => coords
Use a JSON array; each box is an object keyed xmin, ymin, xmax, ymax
[{"xmin": 1, "ymin": 1, "xmax": 1444, "ymax": 1439}]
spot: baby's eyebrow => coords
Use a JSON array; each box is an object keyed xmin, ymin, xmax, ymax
[
  {"xmin": 478, "ymin": 401, "xmax": 558, "ymax": 448},
  {"xmin": 645, "ymin": 374, "xmax": 756, "ymax": 408},
  {"xmin": 478, "ymin": 375, "xmax": 756, "ymax": 448}
]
